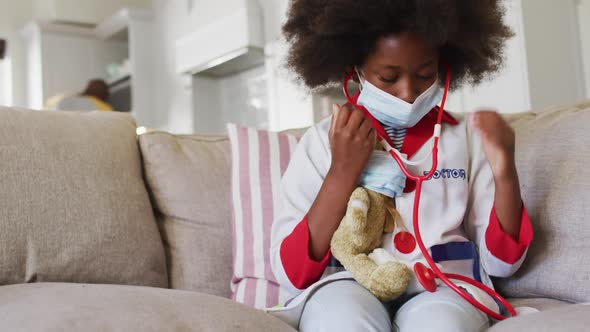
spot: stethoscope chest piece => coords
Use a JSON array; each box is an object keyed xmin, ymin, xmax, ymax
[{"xmin": 414, "ymin": 262, "xmax": 437, "ymax": 292}]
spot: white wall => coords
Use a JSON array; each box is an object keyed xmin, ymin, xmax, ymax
[
  {"xmin": 578, "ymin": 0, "xmax": 590, "ymax": 99},
  {"xmin": 21, "ymin": 23, "xmax": 43, "ymax": 108},
  {"xmin": 150, "ymin": 0, "xmax": 289, "ymax": 133},
  {"xmin": 0, "ymin": 57, "xmax": 12, "ymax": 106},
  {"xmin": 0, "ymin": 0, "xmax": 34, "ymax": 107},
  {"xmin": 171, "ymin": 0, "xmax": 286, "ymax": 45},
  {"xmin": 195, "ymin": 65, "xmax": 269, "ymax": 133},
  {"xmin": 420, "ymin": 0, "xmax": 586, "ymax": 114},
  {"xmin": 33, "ymin": 0, "xmax": 150, "ymax": 25},
  {"xmin": 444, "ymin": 0, "xmax": 532, "ymax": 114},
  {"xmin": 151, "ymin": 0, "xmax": 195, "ymax": 133},
  {"xmin": 521, "ymin": 0, "xmax": 585, "ymax": 109}
]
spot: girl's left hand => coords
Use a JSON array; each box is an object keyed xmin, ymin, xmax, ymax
[{"xmin": 469, "ymin": 111, "xmax": 516, "ymax": 179}]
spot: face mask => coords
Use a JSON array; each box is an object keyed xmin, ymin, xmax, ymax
[
  {"xmin": 359, "ymin": 151, "xmax": 406, "ymax": 198},
  {"xmin": 356, "ymin": 68, "xmax": 443, "ymax": 128}
]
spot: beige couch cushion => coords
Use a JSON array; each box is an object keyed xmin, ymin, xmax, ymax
[
  {"xmin": 0, "ymin": 283, "xmax": 296, "ymax": 332},
  {"xmin": 496, "ymin": 101, "xmax": 590, "ymax": 303},
  {"xmin": 508, "ymin": 297, "xmax": 572, "ymax": 311},
  {"xmin": 138, "ymin": 127, "xmax": 307, "ymax": 298},
  {"xmin": 139, "ymin": 132, "xmax": 233, "ymax": 297},
  {"xmin": 488, "ymin": 304, "xmax": 590, "ymax": 332},
  {"xmin": 0, "ymin": 108, "xmax": 167, "ymax": 287}
]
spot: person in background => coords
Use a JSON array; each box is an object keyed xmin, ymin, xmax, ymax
[{"xmin": 46, "ymin": 79, "xmax": 113, "ymax": 111}]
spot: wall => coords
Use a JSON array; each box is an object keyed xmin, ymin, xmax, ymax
[
  {"xmin": 150, "ymin": 0, "xmax": 195, "ymax": 133},
  {"xmin": 193, "ymin": 65, "xmax": 269, "ymax": 134},
  {"xmin": 0, "ymin": 0, "xmax": 34, "ymax": 106},
  {"xmin": 521, "ymin": 0, "xmax": 585, "ymax": 109},
  {"xmin": 0, "ymin": 57, "xmax": 11, "ymax": 105},
  {"xmin": 441, "ymin": 0, "xmax": 532, "ymax": 114},
  {"xmin": 150, "ymin": 0, "xmax": 289, "ymax": 133},
  {"xmin": 578, "ymin": 0, "xmax": 590, "ymax": 99},
  {"xmin": 431, "ymin": 0, "xmax": 587, "ymax": 114},
  {"xmin": 33, "ymin": 0, "xmax": 150, "ymax": 25},
  {"xmin": 173, "ymin": 0, "xmax": 286, "ymax": 46}
]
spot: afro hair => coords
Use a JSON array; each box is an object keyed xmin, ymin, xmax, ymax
[{"xmin": 282, "ymin": 0, "xmax": 514, "ymax": 90}]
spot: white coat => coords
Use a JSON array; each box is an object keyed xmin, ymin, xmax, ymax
[{"xmin": 266, "ymin": 108, "xmax": 533, "ymax": 326}]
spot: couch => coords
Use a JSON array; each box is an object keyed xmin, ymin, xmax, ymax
[{"xmin": 0, "ymin": 101, "xmax": 588, "ymax": 331}]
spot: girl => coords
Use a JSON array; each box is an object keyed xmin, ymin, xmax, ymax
[{"xmin": 269, "ymin": 1, "xmax": 533, "ymax": 331}]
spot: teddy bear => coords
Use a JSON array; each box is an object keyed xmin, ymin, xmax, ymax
[{"xmin": 330, "ymin": 186, "xmax": 411, "ymax": 302}]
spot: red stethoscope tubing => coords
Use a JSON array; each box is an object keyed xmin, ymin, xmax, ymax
[{"xmin": 343, "ymin": 66, "xmax": 517, "ymax": 320}]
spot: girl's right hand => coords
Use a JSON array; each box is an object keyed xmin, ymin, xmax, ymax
[
  {"xmin": 306, "ymin": 103, "xmax": 376, "ymax": 261},
  {"xmin": 328, "ymin": 103, "xmax": 376, "ymax": 180}
]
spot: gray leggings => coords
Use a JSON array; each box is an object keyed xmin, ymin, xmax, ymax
[{"xmin": 299, "ymin": 280, "xmax": 490, "ymax": 332}]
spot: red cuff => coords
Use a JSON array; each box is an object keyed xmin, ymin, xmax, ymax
[
  {"xmin": 485, "ymin": 202, "xmax": 533, "ymax": 264},
  {"xmin": 280, "ymin": 216, "xmax": 331, "ymax": 289}
]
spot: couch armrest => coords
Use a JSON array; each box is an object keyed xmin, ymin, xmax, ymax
[{"xmin": 488, "ymin": 304, "xmax": 590, "ymax": 332}]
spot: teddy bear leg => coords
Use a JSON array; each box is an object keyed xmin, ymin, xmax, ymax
[
  {"xmin": 368, "ymin": 261, "xmax": 411, "ymax": 302},
  {"xmin": 343, "ymin": 253, "xmax": 380, "ymax": 291},
  {"xmin": 341, "ymin": 253, "xmax": 407, "ymax": 301}
]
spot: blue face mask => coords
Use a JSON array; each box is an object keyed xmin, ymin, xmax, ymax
[
  {"xmin": 359, "ymin": 151, "xmax": 406, "ymax": 198},
  {"xmin": 356, "ymin": 68, "xmax": 443, "ymax": 129}
]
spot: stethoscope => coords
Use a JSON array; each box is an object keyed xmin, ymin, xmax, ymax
[{"xmin": 342, "ymin": 65, "xmax": 517, "ymax": 320}]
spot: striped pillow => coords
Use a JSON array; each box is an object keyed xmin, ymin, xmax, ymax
[{"xmin": 227, "ymin": 123, "xmax": 299, "ymax": 309}]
